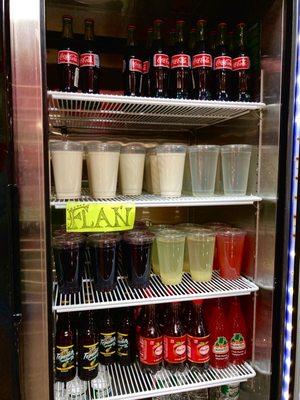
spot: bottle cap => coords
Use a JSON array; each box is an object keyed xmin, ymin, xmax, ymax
[
  {"xmin": 128, "ymin": 24, "xmax": 136, "ymax": 30},
  {"xmin": 197, "ymin": 19, "xmax": 207, "ymax": 25},
  {"xmin": 154, "ymin": 19, "xmax": 163, "ymax": 24},
  {"xmin": 147, "ymin": 27, "xmax": 154, "ymax": 32},
  {"xmin": 85, "ymin": 18, "xmax": 94, "ymax": 24},
  {"xmin": 237, "ymin": 22, "xmax": 246, "ymax": 27},
  {"xmin": 63, "ymin": 15, "xmax": 73, "ymax": 20},
  {"xmin": 218, "ymin": 22, "xmax": 227, "ymax": 27},
  {"xmin": 177, "ymin": 20, "xmax": 185, "ymax": 24},
  {"xmin": 193, "ymin": 299, "xmax": 203, "ymax": 305}
]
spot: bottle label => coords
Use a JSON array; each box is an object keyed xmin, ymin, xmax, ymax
[
  {"xmin": 192, "ymin": 53, "xmax": 212, "ymax": 69},
  {"xmin": 139, "ymin": 336, "xmax": 163, "ymax": 365},
  {"xmin": 187, "ymin": 334, "xmax": 210, "ymax": 364},
  {"xmin": 57, "ymin": 50, "xmax": 79, "ymax": 66},
  {"xmin": 56, "ymin": 344, "xmax": 75, "ymax": 372},
  {"xmin": 153, "ymin": 53, "xmax": 170, "ymax": 68},
  {"xmin": 117, "ymin": 332, "xmax": 129, "ymax": 357},
  {"xmin": 143, "ymin": 61, "xmax": 150, "ymax": 74},
  {"xmin": 80, "ymin": 53, "xmax": 100, "ymax": 68},
  {"xmin": 163, "ymin": 335, "xmax": 186, "ymax": 363},
  {"xmin": 100, "ymin": 331, "xmax": 116, "ymax": 357},
  {"xmin": 221, "ymin": 383, "xmax": 240, "ymax": 399},
  {"xmin": 214, "ymin": 56, "xmax": 232, "ymax": 70},
  {"xmin": 232, "ymin": 56, "xmax": 250, "ymax": 71},
  {"xmin": 230, "ymin": 333, "xmax": 246, "ymax": 357},
  {"xmin": 81, "ymin": 342, "xmax": 99, "ymax": 371},
  {"xmin": 212, "ymin": 336, "xmax": 229, "ymax": 361},
  {"xmin": 74, "ymin": 67, "xmax": 79, "ymax": 88},
  {"xmin": 129, "ymin": 58, "xmax": 143, "ymax": 73},
  {"xmin": 171, "ymin": 54, "xmax": 191, "ymax": 69}
]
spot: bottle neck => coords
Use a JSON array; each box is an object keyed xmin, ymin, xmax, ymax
[
  {"xmin": 197, "ymin": 23, "xmax": 206, "ymax": 43},
  {"xmin": 146, "ymin": 304, "xmax": 156, "ymax": 322},
  {"xmin": 153, "ymin": 24, "xmax": 162, "ymax": 41},
  {"xmin": 146, "ymin": 30, "xmax": 153, "ymax": 49},
  {"xmin": 62, "ymin": 20, "xmax": 73, "ymax": 39},
  {"xmin": 85, "ymin": 23, "xmax": 94, "ymax": 41},
  {"xmin": 236, "ymin": 26, "xmax": 246, "ymax": 49},
  {"xmin": 176, "ymin": 24, "xmax": 185, "ymax": 46},
  {"xmin": 127, "ymin": 29, "xmax": 136, "ymax": 47},
  {"xmin": 217, "ymin": 26, "xmax": 227, "ymax": 47},
  {"xmin": 172, "ymin": 303, "xmax": 179, "ymax": 322}
]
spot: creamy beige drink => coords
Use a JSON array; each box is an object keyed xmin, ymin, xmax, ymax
[
  {"xmin": 50, "ymin": 141, "xmax": 83, "ymax": 199},
  {"xmin": 86, "ymin": 142, "xmax": 120, "ymax": 198},
  {"xmin": 149, "ymin": 149, "xmax": 160, "ymax": 195},
  {"xmin": 120, "ymin": 143, "xmax": 146, "ymax": 195}
]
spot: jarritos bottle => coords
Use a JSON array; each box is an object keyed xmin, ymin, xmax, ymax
[
  {"xmin": 78, "ymin": 311, "xmax": 99, "ymax": 381},
  {"xmin": 79, "ymin": 19, "xmax": 100, "ymax": 94},
  {"xmin": 99, "ymin": 309, "xmax": 117, "ymax": 365},
  {"xmin": 213, "ymin": 23, "xmax": 232, "ymax": 101},
  {"xmin": 55, "ymin": 313, "xmax": 76, "ymax": 382},
  {"xmin": 232, "ymin": 23, "xmax": 251, "ymax": 101},
  {"xmin": 209, "ymin": 299, "xmax": 230, "ymax": 369},
  {"xmin": 142, "ymin": 27, "xmax": 153, "ymax": 97},
  {"xmin": 163, "ymin": 302, "xmax": 186, "ymax": 372},
  {"xmin": 139, "ymin": 305, "xmax": 163, "ymax": 373},
  {"xmin": 57, "ymin": 16, "xmax": 79, "ymax": 92},
  {"xmin": 228, "ymin": 297, "xmax": 247, "ymax": 364},
  {"xmin": 117, "ymin": 308, "xmax": 135, "ymax": 365},
  {"xmin": 123, "ymin": 25, "xmax": 143, "ymax": 96}
]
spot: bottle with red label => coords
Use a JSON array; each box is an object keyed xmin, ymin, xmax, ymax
[
  {"xmin": 79, "ymin": 19, "xmax": 100, "ymax": 94},
  {"xmin": 213, "ymin": 22, "xmax": 232, "ymax": 101},
  {"xmin": 170, "ymin": 20, "xmax": 192, "ymax": 99},
  {"xmin": 187, "ymin": 300, "xmax": 210, "ymax": 372},
  {"xmin": 57, "ymin": 16, "xmax": 79, "ymax": 92},
  {"xmin": 233, "ymin": 23, "xmax": 251, "ymax": 101},
  {"xmin": 55, "ymin": 313, "xmax": 76, "ymax": 382},
  {"xmin": 228, "ymin": 297, "xmax": 247, "ymax": 364},
  {"xmin": 150, "ymin": 19, "xmax": 170, "ymax": 98},
  {"xmin": 123, "ymin": 25, "xmax": 143, "ymax": 96},
  {"xmin": 193, "ymin": 19, "xmax": 213, "ymax": 100},
  {"xmin": 142, "ymin": 27, "xmax": 153, "ymax": 97},
  {"xmin": 163, "ymin": 302, "xmax": 186, "ymax": 372},
  {"xmin": 78, "ymin": 311, "xmax": 99, "ymax": 381},
  {"xmin": 209, "ymin": 299, "xmax": 230, "ymax": 369},
  {"xmin": 139, "ymin": 304, "xmax": 163, "ymax": 374}
]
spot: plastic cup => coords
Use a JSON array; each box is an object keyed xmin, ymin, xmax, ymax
[
  {"xmin": 156, "ymin": 144, "xmax": 187, "ymax": 197},
  {"xmin": 149, "ymin": 147, "xmax": 161, "ymax": 195},
  {"xmin": 188, "ymin": 145, "xmax": 220, "ymax": 196},
  {"xmin": 119, "ymin": 143, "xmax": 146, "ymax": 195},
  {"xmin": 203, "ymin": 222, "xmax": 231, "ymax": 270},
  {"xmin": 186, "ymin": 229, "xmax": 215, "ymax": 282},
  {"xmin": 156, "ymin": 229, "xmax": 186, "ymax": 285},
  {"xmin": 86, "ymin": 142, "xmax": 120, "ymax": 198},
  {"xmin": 221, "ymin": 145, "xmax": 252, "ymax": 196},
  {"xmin": 149, "ymin": 224, "xmax": 171, "ymax": 275},
  {"xmin": 182, "ymin": 152, "xmax": 193, "ymax": 195},
  {"xmin": 50, "ymin": 141, "xmax": 84, "ymax": 199},
  {"xmin": 176, "ymin": 223, "xmax": 201, "ymax": 272},
  {"xmin": 216, "ymin": 228, "xmax": 246, "ymax": 279}
]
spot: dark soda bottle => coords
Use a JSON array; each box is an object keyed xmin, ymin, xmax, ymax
[
  {"xmin": 209, "ymin": 30, "xmax": 217, "ymax": 57},
  {"xmin": 79, "ymin": 19, "xmax": 100, "ymax": 93},
  {"xmin": 123, "ymin": 25, "xmax": 143, "ymax": 96},
  {"xmin": 182, "ymin": 301, "xmax": 193, "ymax": 332},
  {"xmin": 189, "ymin": 28, "xmax": 197, "ymax": 54},
  {"xmin": 168, "ymin": 28, "xmax": 177, "ymax": 56},
  {"xmin": 142, "ymin": 27, "xmax": 153, "ymax": 97},
  {"xmin": 213, "ymin": 23, "xmax": 232, "ymax": 101},
  {"xmin": 55, "ymin": 313, "xmax": 76, "ymax": 382},
  {"xmin": 78, "ymin": 311, "xmax": 99, "ymax": 381},
  {"xmin": 99, "ymin": 309, "xmax": 117, "ymax": 365},
  {"xmin": 135, "ymin": 306, "xmax": 147, "ymax": 354},
  {"xmin": 157, "ymin": 303, "xmax": 170, "ymax": 332},
  {"xmin": 187, "ymin": 300, "xmax": 210, "ymax": 371},
  {"xmin": 233, "ymin": 23, "xmax": 251, "ymax": 101},
  {"xmin": 139, "ymin": 304, "xmax": 163, "ymax": 374},
  {"xmin": 163, "ymin": 302, "xmax": 186, "ymax": 372},
  {"xmin": 150, "ymin": 19, "xmax": 170, "ymax": 98},
  {"xmin": 117, "ymin": 308, "xmax": 135, "ymax": 365},
  {"xmin": 170, "ymin": 20, "xmax": 192, "ymax": 99},
  {"xmin": 57, "ymin": 16, "xmax": 79, "ymax": 92}
]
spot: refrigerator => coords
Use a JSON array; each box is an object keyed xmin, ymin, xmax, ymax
[{"xmin": 5, "ymin": 0, "xmax": 300, "ymax": 399}]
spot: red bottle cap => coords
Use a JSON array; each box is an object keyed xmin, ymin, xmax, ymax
[
  {"xmin": 176, "ymin": 20, "xmax": 185, "ymax": 24},
  {"xmin": 128, "ymin": 24, "xmax": 136, "ymax": 30},
  {"xmin": 218, "ymin": 22, "xmax": 227, "ymax": 27},
  {"xmin": 237, "ymin": 22, "xmax": 246, "ymax": 27},
  {"xmin": 147, "ymin": 27, "xmax": 154, "ymax": 32},
  {"xmin": 63, "ymin": 15, "xmax": 73, "ymax": 20},
  {"xmin": 85, "ymin": 18, "xmax": 94, "ymax": 24},
  {"xmin": 190, "ymin": 28, "xmax": 197, "ymax": 32},
  {"xmin": 197, "ymin": 19, "xmax": 207, "ymax": 24},
  {"xmin": 193, "ymin": 300, "xmax": 203, "ymax": 306},
  {"xmin": 154, "ymin": 19, "xmax": 163, "ymax": 24}
]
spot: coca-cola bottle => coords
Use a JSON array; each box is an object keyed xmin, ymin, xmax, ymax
[
  {"xmin": 78, "ymin": 311, "xmax": 99, "ymax": 381},
  {"xmin": 209, "ymin": 299, "xmax": 230, "ymax": 369},
  {"xmin": 117, "ymin": 308, "xmax": 135, "ymax": 365},
  {"xmin": 213, "ymin": 22, "xmax": 232, "ymax": 101},
  {"xmin": 150, "ymin": 19, "xmax": 170, "ymax": 98},
  {"xmin": 123, "ymin": 25, "xmax": 143, "ymax": 96},
  {"xmin": 170, "ymin": 20, "xmax": 192, "ymax": 99},
  {"xmin": 168, "ymin": 28, "xmax": 177, "ymax": 56},
  {"xmin": 228, "ymin": 297, "xmax": 247, "ymax": 364},
  {"xmin": 57, "ymin": 16, "xmax": 79, "ymax": 92},
  {"xmin": 139, "ymin": 305, "xmax": 163, "ymax": 373},
  {"xmin": 192, "ymin": 19, "xmax": 213, "ymax": 100},
  {"xmin": 209, "ymin": 30, "xmax": 217, "ymax": 57},
  {"xmin": 233, "ymin": 23, "xmax": 251, "ymax": 101},
  {"xmin": 182, "ymin": 301, "xmax": 193, "ymax": 332},
  {"xmin": 99, "ymin": 309, "xmax": 116, "ymax": 365},
  {"xmin": 157, "ymin": 303, "xmax": 170, "ymax": 332},
  {"xmin": 79, "ymin": 19, "xmax": 100, "ymax": 93},
  {"xmin": 163, "ymin": 302, "xmax": 186, "ymax": 372},
  {"xmin": 55, "ymin": 313, "xmax": 76, "ymax": 382},
  {"xmin": 187, "ymin": 300, "xmax": 210, "ymax": 372},
  {"xmin": 189, "ymin": 28, "xmax": 197, "ymax": 54},
  {"xmin": 142, "ymin": 27, "xmax": 153, "ymax": 97}
]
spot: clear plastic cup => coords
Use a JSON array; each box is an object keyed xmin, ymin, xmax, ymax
[
  {"xmin": 120, "ymin": 143, "xmax": 146, "ymax": 195},
  {"xmin": 86, "ymin": 142, "xmax": 120, "ymax": 198},
  {"xmin": 149, "ymin": 224, "xmax": 171, "ymax": 275},
  {"xmin": 149, "ymin": 147, "xmax": 161, "ymax": 195},
  {"xmin": 66, "ymin": 376, "xmax": 88, "ymax": 400},
  {"xmin": 186, "ymin": 229, "xmax": 215, "ymax": 282},
  {"xmin": 221, "ymin": 145, "xmax": 252, "ymax": 196},
  {"xmin": 176, "ymin": 223, "xmax": 201, "ymax": 272},
  {"xmin": 91, "ymin": 366, "xmax": 112, "ymax": 399},
  {"xmin": 182, "ymin": 152, "xmax": 193, "ymax": 195},
  {"xmin": 156, "ymin": 144, "xmax": 187, "ymax": 197},
  {"xmin": 156, "ymin": 229, "xmax": 186, "ymax": 285},
  {"xmin": 50, "ymin": 141, "xmax": 84, "ymax": 199},
  {"xmin": 203, "ymin": 222, "xmax": 231, "ymax": 270},
  {"xmin": 188, "ymin": 145, "xmax": 220, "ymax": 196}
]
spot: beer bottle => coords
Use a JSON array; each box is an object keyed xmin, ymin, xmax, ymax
[
  {"xmin": 142, "ymin": 27, "xmax": 153, "ymax": 97},
  {"xmin": 57, "ymin": 16, "xmax": 79, "ymax": 92},
  {"xmin": 99, "ymin": 309, "xmax": 116, "ymax": 365},
  {"xmin": 214, "ymin": 23, "xmax": 232, "ymax": 101},
  {"xmin": 79, "ymin": 19, "xmax": 100, "ymax": 93},
  {"xmin": 192, "ymin": 19, "xmax": 213, "ymax": 100},
  {"xmin": 78, "ymin": 311, "xmax": 99, "ymax": 381},
  {"xmin": 117, "ymin": 308, "xmax": 135, "ymax": 365},
  {"xmin": 233, "ymin": 23, "xmax": 251, "ymax": 101},
  {"xmin": 150, "ymin": 19, "xmax": 170, "ymax": 98},
  {"xmin": 55, "ymin": 313, "xmax": 76, "ymax": 382},
  {"xmin": 123, "ymin": 25, "xmax": 143, "ymax": 96}
]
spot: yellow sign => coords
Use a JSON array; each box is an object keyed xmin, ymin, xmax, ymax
[{"xmin": 66, "ymin": 203, "xmax": 136, "ymax": 233}]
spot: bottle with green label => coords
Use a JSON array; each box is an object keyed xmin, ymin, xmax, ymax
[
  {"xmin": 99, "ymin": 309, "xmax": 117, "ymax": 365},
  {"xmin": 78, "ymin": 311, "xmax": 99, "ymax": 381},
  {"xmin": 117, "ymin": 308, "xmax": 135, "ymax": 365}
]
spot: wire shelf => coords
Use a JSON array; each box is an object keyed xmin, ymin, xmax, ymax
[
  {"xmin": 48, "ymin": 91, "xmax": 266, "ymax": 132},
  {"xmin": 55, "ymin": 362, "xmax": 256, "ymax": 400}
]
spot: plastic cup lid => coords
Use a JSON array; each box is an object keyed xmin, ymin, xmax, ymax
[
  {"xmin": 123, "ymin": 230, "xmax": 154, "ymax": 244},
  {"xmin": 121, "ymin": 143, "xmax": 146, "ymax": 154},
  {"xmin": 86, "ymin": 141, "xmax": 121, "ymax": 153},
  {"xmin": 156, "ymin": 229, "xmax": 186, "ymax": 240},
  {"xmin": 216, "ymin": 227, "xmax": 246, "ymax": 236},
  {"xmin": 188, "ymin": 145, "xmax": 220, "ymax": 153},
  {"xmin": 88, "ymin": 232, "xmax": 121, "ymax": 246},
  {"xmin": 134, "ymin": 220, "xmax": 149, "ymax": 229},
  {"xmin": 203, "ymin": 222, "xmax": 231, "ymax": 231},
  {"xmin": 186, "ymin": 228, "xmax": 215, "ymax": 238},
  {"xmin": 176, "ymin": 223, "xmax": 200, "ymax": 232},
  {"xmin": 53, "ymin": 233, "xmax": 85, "ymax": 248},
  {"xmin": 221, "ymin": 144, "xmax": 252, "ymax": 153},
  {"xmin": 50, "ymin": 141, "xmax": 84, "ymax": 152},
  {"xmin": 149, "ymin": 224, "xmax": 171, "ymax": 233},
  {"xmin": 156, "ymin": 143, "xmax": 187, "ymax": 154}
]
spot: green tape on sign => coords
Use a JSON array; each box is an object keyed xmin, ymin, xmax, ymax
[{"xmin": 66, "ymin": 203, "xmax": 136, "ymax": 232}]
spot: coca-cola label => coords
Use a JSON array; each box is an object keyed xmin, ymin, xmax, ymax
[
  {"xmin": 212, "ymin": 336, "xmax": 229, "ymax": 361},
  {"xmin": 56, "ymin": 344, "xmax": 75, "ymax": 372},
  {"xmin": 214, "ymin": 56, "xmax": 232, "ymax": 70},
  {"xmin": 230, "ymin": 333, "xmax": 246, "ymax": 357},
  {"xmin": 171, "ymin": 54, "xmax": 191, "ymax": 69},
  {"xmin": 232, "ymin": 56, "xmax": 250, "ymax": 71},
  {"xmin": 99, "ymin": 331, "xmax": 116, "ymax": 357},
  {"xmin": 153, "ymin": 53, "xmax": 170, "ymax": 68},
  {"xmin": 80, "ymin": 342, "xmax": 99, "ymax": 371},
  {"xmin": 163, "ymin": 335, "xmax": 186, "ymax": 363},
  {"xmin": 187, "ymin": 334, "xmax": 210, "ymax": 364},
  {"xmin": 192, "ymin": 53, "xmax": 212, "ymax": 69},
  {"xmin": 143, "ymin": 61, "xmax": 150, "ymax": 74},
  {"xmin": 80, "ymin": 53, "xmax": 100, "ymax": 68},
  {"xmin": 58, "ymin": 50, "xmax": 79, "ymax": 66},
  {"xmin": 139, "ymin": 336, "xmax": 163, "ymax": 365},
  {"xmin": 129, "ymin": 58, "xmax": 143, "ymax": 73}
]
